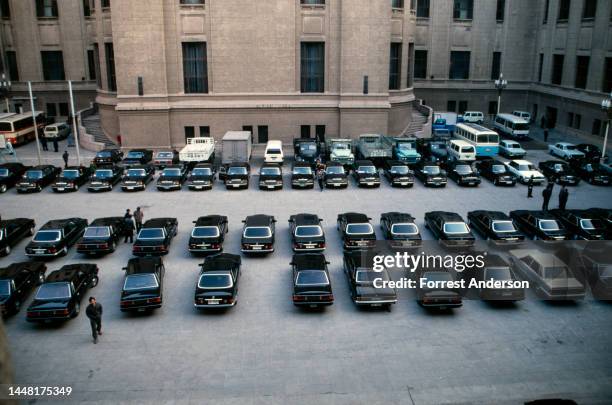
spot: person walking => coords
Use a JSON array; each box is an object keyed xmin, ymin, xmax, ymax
[
  {"xmin": 52, "ymin": 137, "xmax": 59, "ymax": 153},
  {"xmin": 62, "ymin": 150, "xmax": 69, "ymax": 168},
  {"xmin": 123, "ymin": 215, "xmax": 135, "ymax": 243},
  {"xmin": 124, "ymin": 209, "xmax": 132, "ymax": 219},
  {"xmin": 527, "ymin": 175, "xmax": 534, "ymax": 198},
  {"xmin": 317, "ymin": 168, "xmax": 325, "ymax": 191},
  {"xmin": 559, "ymin": 186, "xmax": 569, "ymax": 211},
  {"xmin": 40, "ymin": 135, "xmax": 48, "ymax": 151},
  {"xmin": 542, "ymin": 183, "xmax": 553, "ymax": 211},
  {"xmin": 85, "ymin": 297, "xmax": 103, "ymax": 344},
  {"xmin": 134, "ymin": 207, "xmax": 144, "ymax": 232}
]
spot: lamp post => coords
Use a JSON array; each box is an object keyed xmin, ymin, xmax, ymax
[
  {"xmin": 0, "ymin": 73, "xmax": 11, "ymax": 113},
  {"xmin": 494, "ymin": 73, "xmax": 508, "ymax": 116},
  {"xmin": 601, "ymin": 92, "xmax": 612, "ymax": 164}
]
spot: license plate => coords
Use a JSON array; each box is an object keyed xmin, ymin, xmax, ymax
[
  {"xmin": 195, "ymin": 186, "xmax": 203, "ymax": 190},
  {"xmin": 468, "ymin": 182, "xmax": 474, "ymax": 185},
  {"xmin": 267, "ymin": 186, "xmax": 275, "ymax": 189},
  {"xmin": 138, "ymin": 308, "xmax": 146, "ymax": 312},
  {"xmin": 207, "ymin": 300, "xmax": 220, "ymax": 305},
  {"xmin": 34, "ymin": 249, "xmax": 45, "ymax": 254},
  {"xmin": 366, "ymin": 182, "xmax": 374, "ymax": 186},
  {"xmin": 233, "ymin": 185, "xmax": 240, "ymax": 188},
  {"xmin": 332, "ymin": 184, "xmax": 341, "ymax": 187},
  {"xmin": 253, "ymin": 246, "xmax": 262, "ymax": 250},
  {"xmin": 127, "ymin": 186, "xmax": 134, "ymax": 190},
  {"xmin": 309, "ymin": 304, "xmax": 318, "ymax": 308},
  {"xmin": 400, "ymin": 182, "xmax": 408, "ymax": 186},
  {"xmin": 57, "ymin": 187, "xmax": 64, "ymax": 191}
]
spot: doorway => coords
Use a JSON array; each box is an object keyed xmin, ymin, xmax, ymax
[{"xmin": 257, "ymin": 125, "xmax": 269, "ymax": 144}]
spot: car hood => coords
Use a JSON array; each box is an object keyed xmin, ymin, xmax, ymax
[
  {"xmin": 292, "ymin": 173, "xmax": 314, "ymax": 180},
  {"xmin": 325, "ymin": 173, "xmax": 347, "ymax": 180},
  {"xmin": 158, "ymin": 176, "xmax": 182, "ymax": 182},
  {"xmin": 227, "ymin": 174, "xmax": 248, "ymax": 180}
]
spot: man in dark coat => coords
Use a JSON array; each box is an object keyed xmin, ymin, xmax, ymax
[
  {"xmin": 52, "ymin": 138, "xmax": 59, "ymax": 152},
  {"xmin": 40, "ymin": 135, "xmax": 48, "ymax": 151},
  {"xmin": 542, "ymin": 184, "xmax": 553, "ymax": 211},
  {"xmin": 134, "ymin": 207, "xmax": 144, "ymax": 232},
  {"xmin": 62, "ymin": 150, "xmax": 69, "ymax": 168},
  {"xmin": 317, "ymin": 168, "xmax": 325, "ymax": 191},
  {"xmin": 124, "ymin": 216, "xmax": 135, "ymax": 243},
  {"xmin": 559, "ymin": 186, "xmax": 569, "ymax": 210},
  {"xmin": 527, "ymin": 175, "xmax": 534, "ymax": 198},
  {"xmin": 85, "ymin": 297, "xmax": 103, "ymax": 344}
]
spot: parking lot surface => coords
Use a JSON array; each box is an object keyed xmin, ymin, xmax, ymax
[{"xmin": 1, "ymin": 148, "xmax": 612, "ymax": 405}]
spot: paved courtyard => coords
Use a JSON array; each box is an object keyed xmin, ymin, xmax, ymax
[{"xmin": 1, "ymin": 144, "xmax": 612, "ymax": 404}]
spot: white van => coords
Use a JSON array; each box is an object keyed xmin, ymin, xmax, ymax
[
  {"xmin": 44, "ymin": 123, "xmax": 71, "ymax": 140},
  {"xmin": 448, "ymin": 139, "xmax": 476, "ymax": 162},
  {"xmin": 264, "ymin": 140, "xmax": 284, "ymax": 164},
  {"xmin": 493, "ymin": 114, "xmax": 530, "ymax": 140},
  {"xmin": 462, "ymin": 111, "xmax": 484, "ymax": 124},
  {"xmin": 512, "ymin": 110, "xmax": 532, "ymax": 123}
]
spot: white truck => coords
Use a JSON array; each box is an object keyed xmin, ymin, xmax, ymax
[
  {"xmin": 325, "ymin": 138, "xmax": 355, "ymax": 166},
  {"xmin": 179, "ymin": 137, "xmax": 216, "ymax": 164},
  {"xmin": 221, "ymin": 131, "xmax": 252, "ymax": 164}
]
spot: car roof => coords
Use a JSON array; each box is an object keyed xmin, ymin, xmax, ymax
[
  {"xmin": 512, "ymin": 210, "xmax": 556, "ymax": 220},
  {"xmin": 344, "ymin": 250, "xmax": 381, "ymax": 269},
  {"xmin": 200, "ymin": 253, "xmax": 241, "ymax": 272},
  {"xmin": 28, "ymin": 165, "xmax": 55, "ymax": 170},
  {"xmin": 0, "ymin": 262, "xmax": 43, "ymax": 280},
  {"xmin": 128, "ymin": 149, "xmax": 151, "ymax": 153},
  {"xmin": 62, "ymin": 166, "xmax": 85, "ymax": 171},
  {"xmin": 327, "ymin": 161, "xmax": 344, "ymax": 167},
  {"xmin": 261, "ymin": 163, "xmax": 281, "ymax": 169},
  {"xmin": 99, "ymin": 148, "xmax": 120, "ymax": 153},
  {"xmin": 427, "ymin": 211, "xmax": 464, "ymax": 222},
  {"xmin": 90, "ymin": 217, "xmax": 123, "ymax": 227},
  {"xmin": 293, "ymin": 253, "xmax": 327, "ymax": 271},
  {"xmin": 502, "ymin": 139, "xmax": 520, "ymax": 144},
  {"xmin": 244, "ymin": 215, "xmax": 274, "ymax": 226},
  {"xmin": 194, "ymin": 215, "xmax": 225, "ymax": 227},
  {"xmin": 0, "ymin": 163, "xmax": 24, "ymax": 169},
  {"xmin": 126, "ymin": 257, "xmax": 162, "ymax": 275},
  {"xmin": 142, "ymin": 218, "xmax": 176, "ymax": 228},
  {"xmin": 46, "ymin": 264, "xmax": 94, "ymax": 282},
  {"xmin": 382, "ymin": 212, "xmax": 416, "ymax": 223},
  {"xmin": 292, "ymin": 214, "xmax": 321, "ymax": 226},
  {"xmin": 340, "ymin": 212, "xmax": 370, "ymax": 223},
  {"xmin": 228, "ymin": 162, "xmax": 249, "ymax": 167},
  {"xmin": 126, "ymin": 165, "xmax": 151, "ymax": 170},
  {"xmin": 510, "ymin": 249, "xmax": 569, "ymax": 267},
  {"xmin": 40, "ymin": 218, "xmax": 84, "ymax": 229},
  {"xmin": 470, "ymin": 211, "xmax": 510, "ymax": 220}
]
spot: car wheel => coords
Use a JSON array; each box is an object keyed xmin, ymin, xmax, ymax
[
  {"xmin": 13, "ymin": 299, "xmax": 21, "ymax": 314},
  {"xmin": 71, "ymin": 302, "xmax": 80, "ymax": 318},
  {"xmin": 89, "ymin": 276, "xmax": 99, "ymax": 288},
  {"xmin": 0, "ymin": 184, "xmax": 6, "ymax": 193},
  {"xmin": 60, "ymin": 246, "xmax": 68, "ymax": 257},
  {"xmin": 28, "ymin": 226, "xmax": 35, "ymax": 236},
  {"xmin": 533, "ymin": 235, "xmax": 539, "ymax": 241}
]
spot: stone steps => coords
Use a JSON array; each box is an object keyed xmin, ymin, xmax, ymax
[{"xmin": 82, "ymin": 114, "xmax": 116, "ymax": 147}]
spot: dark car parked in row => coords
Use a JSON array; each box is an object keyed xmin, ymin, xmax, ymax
[
  {"xmin": 575, "ymin": 144, "xmax": 602, "ymax": 162},
  {"xmin": 415, "ymin": 268, "xmax": 463, "ymax": 309},
  {"xmin": 467, "ymin": 211, "xmax": 524, "ymax": 244},
  {"xmin": 538, "ymin": 160, "xmax": 581, "ymax": 186},
  {"xmin": 291, "ymin": 253, "xmax": 334, "ymax": 308},
  {"xmin": 241, "ymin": 215, "xmax": 276, "ymax": 254},
  {"xmin": 549, "ymin": 210, "xmax": 606, "ymax": 240},
  {"xmin": 258, "ymin": 163, "xmax": 283, "ymax": 190},
  {"xmin": 51, "ymin": 166, "xmax": 93, "ymax": 192},
  {"xmin": 194, "ymin": 254, "xmax": 241, "ymax": 309},
  {"xmin": 0, "ymin": 163, "xmax": 28, "ymax": 193},
  {"xmin": 93, "ymin": 148, "xmax": 123, "ymax": 166},
  {"xmin": 222, "ymin": 162, "xmax": 250, "ymax": 190},
  {"xmin": 424, "ymin": 211, "xmax": 475, "ymax": 248},
  {"xmin": 77, "ymin": 217, "xmax": 129, "ymax": 255},
  {"xmin": 509, "ymin": 210, "xmax": 568, "ymax": 241},
  {"xmin": 291, "ymin": 162, "xmax": 315, "ymax": 189},
  {"xmin": 289, "ymin": 214, "xmax": 325, "ymax": 252},
  {"xmin": 157, "ymin": 165, "xmax": 188, "ymax": 191},
  {"xmin": 0, "ymin": 218, "xmax": 35, "ymax": 256},
  {"xmin": 121, "ymin": 165, "xmax": 155, "ymax": 192},
  {"xmin": 380, "ymin": 212, "xmax": 422, "ymax": 249},
  {"xmin": 133, "ymin": 218, "xmax": 178, "ymax": 256},
  {"xmin": 413, "ymin": 160, "xmax": 447, "ymax": 187},
  {"xmin": 25, "ymin": 218, "xmax": 88, "ymax": 259},
  {"xmin": 16, "ymin": 165, "xmax": 60, "ymax": 193},
  {"xmin": 26, "ymin": 264, "xmax": 99, "ymax": 322},
  {"xmin": 444, "ymin": 160, "xmax": 481, "ymax": 187},
  {"xmin": 462, "ymin": 254, "xmax": 525, "ymax": 302},
  {"xmin": 337, "ymin": 212, "xmax": 376, "ymax": 250},
  {"xmin": 187, "ymin": 163, "xmax": 215, "ymax": 191},
  {"xmin": 323, "ymin": 161, "xmax": 349, "ymax": 189},
  {"xmin": 122, "ymin": 149, "xmax": 153, "ymax": 167},
  {"xmin": 87, "ymin": 166, "xmax": 123, "ymax": 192},
  {"xmin": 0, "ymin": 262, "xmax": 46, "ymax": 316},
  {"xmin": 383, "ymin": 160, "xmax": 414, "ymax": 188},
  {"xmin": 153, "ymin": 150, "xmax": 180, "ymax": 169},
  {"xmin": 188, "ymin": 215, "xmax": 228, "ymax": 255},
  {"xmin": 343, "ymin": 250, "xmax": 397, "ymax": 310},
  {"xmin": 352, "ymin": 160, "xmax": 381, "ymax": 188},
  {"xmin": 569, "ymin": 160, "xmax": 610, "ymax": 186},
  {"xmin": 587, "ymin": 208, "xmax": 612, "ymax": 239},
  {"xmin": 475, "ymin": 159, "xmax": 517, "ymax": 186},
  {"xmin": 559, "ymin": 245, "xmax": 612, "ymax": 300},
  {"xmin": 120, "ymin": 257, "xmax": 165, "ymax": 313}
]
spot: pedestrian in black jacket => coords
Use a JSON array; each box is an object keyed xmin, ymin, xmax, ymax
[
  {"xmin": 559, "ymin": 186, "xmax": 569, "ymax": 210},
  {"xmin": 62, "ymin": 150, "xmax": 69, "ymax": 168},
  {"xmin": 527, "ymin": 175, "xmax": 534, "ymax": 198},
  {"xmin": 124, "ymin": 216, "xmax": 135, "ymax": 243},
  {"xmin": 317, "ymin": 169, "xmax": 325, "ymax": 191},
  {"xmin": 85, "ymin": 297, "xmax": 103, "ymax": 344},
  {"xmin": 542, "ymin": 184, "xmax": 553, "ymax": 211},
  {"xmin": 40, "ymin": 136, "xmax": 48, "ymax": 151}
]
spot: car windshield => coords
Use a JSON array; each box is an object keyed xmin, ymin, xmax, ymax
[
  {"xmin": 198, "ymin": 273, "xmax": 233, "ymax": 289},
  {"xmin": 300, "ymin": 144, "xmax": 316, "ymax": 151},
  {"xmin": 391, "ymin": 223, "xmax": 419, "ymax": 235},
  {"xmin": 267, "ymin": 149, "xmax": 282, "ymax": 155},
  {"xmin": 565, "ymin": 145, "xmax": 577, "ymax": 150},
  {"xmin": 326, "ymin": 167, "xmax": 344, "ymax": 175},
  {"xmin": 584, "ymin": 164, "xmax": 595, "ymax": 172},
  {"xmin": 138, "ymin": 228, "xmax": 165, "ymax": 239},
  {"xmin": 295, "ymin": 225, "xmax": 323, "ymax": 237},
  {"xmin": 492, "ymin": 165, "xmax": 507, "ymax": 174},
  {"xmin": 553, "ymin": 164, "xmax": 565, "ymax": 172},
  {"xmin": 486, "ymin": 267, "xmax": 513, "ymax": 280},
  {"xmin": 25, "ymin": 170, "xmax": 43, "ymax": 180},
  {"xmin": 191, "ymin": 226, "xmax": 220, "ymax": 238},
  {"xmin": 334, "ymin": 143, "xmax": 350, "ymax": 150},
  {"xmin": 357, "ymin": 166, "xmax": 376, "ymax": 174},
  {"xmin": 0, "ymin": 280, "xmax": 10, "ymax": 296},
  {"xmin": 580, "ymin": 219, "xmax": 602, "ymax": 230},
  {"xmin": 244, "ymin": 227, "xmax": 272, "ymax": 238},
  {"xmin": 443, "ymin": 222, "xmax": 470, "ymax": 234},
  {"xmin": 124, "ymin": 274, "xmax": 158, "ymax": 291},
  {"xmin": 544, "ymin": 266, "xmax": 568, "ymax": 279},
  {"xmin": 228, "ymin": 167, "xmax": 248, "ymax": 175},
  {"xmin": 492, "ymin": 221, "xmax": 517, "ymax": 233},
  {"xmin": 96, "ymin": 151, "xmax": 112, "ymax": 158},
  {"xmin": 94, "ymin": 170, "xmax": 113, "ymax": 178},
  {"xmin": 423, "ymin": 166, "xmax": 441, "ymax": 175},
  {"xmin": 61, "ymin": 170, "xmax": 79, "ymax": 179},
  {"xmin": 261, "ymin": 168, "xmax": 281, "ymax": 176},
  {"xmin": 346, "ymin": 223, "xmax": 373, "ymax": 235},
  {"xmin": 0, "ymin": 169, "xmax": 8, "ymax": 177},
  {"xmin": 127, "ymin": 152, "xmax": 144, "ymax": 159},
  {"xmin": 162, "ymin": 169, "xmax": 182, "ymax": 176},
  {"xmin": 157, "ymin": 152, "xmax": 173, "ymax": 158},
  {"xmin": 33, "ymin": 230, "xmax": 61, "ymax": 242},
  {"xmin": 422, "ymin": 272, "xmax": 453, "ymax": 283},
  {"xmin": 293, "ymin": 167, "xmax": 312, "ymax": 175},
  {"xmin": 83, "ymin": 227, "xmax": 110, "ymax": 238},
  {"xmin": 539, "ymin": 220, "xmax": 560, "ymax": 231},
  {"xmin": 455, "ymin": 165, "xmax": 473, "ymax": 174},
  {"xmin": 296, "ymin": 270, "xmax": 329, "ymax": 286},
  {"xmin": 398, "ymin": 143, "xmax": 414, "ymax": 150},
  {"xmin": 390, "ymin": 166, "xmax": 409, "ymax": 174},
  {"xmin": 192, "ymin": 168, "xmax": 212, "ymax": 176},
  {"xmin": 461, "ymin": 146, "xmax": 475, "ymax": 153},
  {"xmin": 356, "ymin": 270, "xmax": 389, "ymax": 283},
  {"xmin": 35, "ymin": 283, "xmax": 71, "ymax": 300},
  {"xmin": 127, "ymin": 169, "xmax": 146, "ymax": 177}
]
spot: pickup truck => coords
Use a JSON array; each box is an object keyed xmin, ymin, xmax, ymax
[
  {"xmin": 293, "ymin": 138, "xmax": 321, "ymax": 165},
  {"xmin": 387, "ymin": 137, "xmax": 421, "ymax": 164},
  {"xmin": 356, "ymin": 134, "xmax": 393, "ymax": 163},
  {"xmin": 179, "ymin": 137, "xmax": 216, "ymax": 166},
  {"xmin": 325, "ymin": 138, "xmax": 354, "ymax": 166}
]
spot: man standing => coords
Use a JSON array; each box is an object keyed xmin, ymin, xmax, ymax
[
  {"xmin": 124, "ymin": 215, "xmax": 135, "ymax": 243},
  {"xmin": 40, "ymin": 135, "xmax": 48, "ymax": 151},
  {"xmin": 527, "ymin": 175, "xmax": 534, "ymax": 198},
  {"xmin": 62, "ymin": 150, "xmax": 69, "ymax": 168},
  {"xmin": 52, "ymin": 137, "xmax": 59, "ymax": 153},
  {"xmin": 85, "ymin": 297, "xmax": 103, "ymax": 344},
  {"xmin": 134, "ymin": 207, "xmax": 144, "ymax": 232},
  {"xmin": 317, "ymin": 168, "xmax": 325, "ymax": 192},
  {"xmin": 542, "ymin": 183, "xmax": 553, "ymax": 211},
  {"xmin": 544, "ymin": 128, "xmax": 549, "ymax": 143},
  {"xmin": 559, "ymin": 186, "xmax": 569, "ymax": 210}
]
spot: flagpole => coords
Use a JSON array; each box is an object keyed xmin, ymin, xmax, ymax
[
  {"xmin": 28, "ymin": 81, "xmax": 42, "ymax": 166},
  {"xmin": 68, "ymin": 80, "xmax": 82, "ymax": 165}
]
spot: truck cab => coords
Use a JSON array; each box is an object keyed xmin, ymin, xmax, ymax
[
  {"xmin": 293, "ymin": 138, "xmax": 320, "ymax": 166},
  {"xmin": 325, "ymin": 139, "xmax": 354, "ymax": 167},
  {"xmin": 391, "ymin": 137, "xmax": 421, "ymax": 164}
]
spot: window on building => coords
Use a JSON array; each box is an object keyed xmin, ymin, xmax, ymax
[
  {"xmin": 414, "ymin": 50, "xmax": 428, "ymax": 79},
  {"xmin": 416, "ymin": 0, "xmax": 429, "ymax": 17},
  {"xmin": 301, "ymin": 125, "xmax": 311, "ymax": 139},
  {"xmin": 603, "ymin": 57, "xmax": 612, "ymax": 93},
  {"xmin": 41, "ymin": 51, "xmax": 65, "ymax": 81},
  {"xmin": 87, "ymin": 49, "xmax": 96, "ymax": 80},
  {"xmin": 574, "ymin": 114, "xmax": 582, "ymax": 129},
  {"xmin": 447, "ymin": 100, "xmax": 457, "ymax": 112},
  {"xmin": 36, "ymin": 0, "xmax": 58, "ymax": 18},
  {"xmin": 557, "ymin": 0, "xmax": 570, "ymax": 22},
  {"xmin": 301, "ymin": 0, "xmax": 325, "ymax": 4},
  {"xmin": 182, "ymin": 42, "xmax": 208, "ymax": 93},
  {"xmin": 185, "ymin": 126, "xmax": 195, "ymax": 142},
  {"xmin": 0, "ymin": 0, "xmax": 10, "ymax": 19},
  {"xmin": 93, "ymin": 43, "xmax": 101, "ymax": 88},
  {"xmin": 488, "ymin": 101, "xmax": 498, "ymax": 115},
  {"xmin": 543, "ymin": 0, "xmax": 550, "ymax": 23},
  {"xmin": 391, "ymin": 0, "xmax": 403, "ymax": 8},
  {"xmin": 496, "ymin": 0, "xmax": 505, "ymax": 21},
  {"xmin": 592, "ymin": 119, "xmax": 602, "ymax": 136},
  {"xmin": 101, "ymin": 0, "xmax": 110, "ymax": 8},
  {"xmin": 199, "ymin": 126, "xmax": 210, "ymax": 137},
  {"xmin": 389, "ymin": 43, "xmax": 402, "ymax": 90},
  {"xmin": 449, "ymin": 51, "xmax": 470, "ymax": 80},
  {"xmin": 453, "ymin": 0, "xmax": 473, "ymax": 20},
  {"xmin": 551, "ymin": 54, "xmax": 564, "ymax": 85},
  {"xmin": 567, "ymin": 112, "xmax": 574, "ymax": 128},
  {"xmin": 458, "ymin": 101, "xmax": 468, "ymax": 115},
  {"xmin": 582, "ymin": 0, "xmax": 596, "ymax": 20},
  {"xmin": 83, "ymin": 0, "xmax": 91, "ymax": 16},
  {"xmin": 407, "ymin": 43, "xmax": 414, "ymax": 87},
  {"xmin": 257, "ymin": 126, "xmax": 269, "ymax": 144},
  {"xmin": 181, "ymin": 0, "xmax": 204, "ymax": 4},
  {"xmin": 105, "ymin": 43, "xmax": 116, "ymax": 91},
  {"xmin": 6, "ymin": 51, "xmax": 18, "ymax": 81},
  {"xmin": 538, "ymin": 53, "xmax": 544, "ymax": 82},
  {"xmin": 301, "ymin": 42, "xmax": 325, "ymax": 93},
  {"xmin": 59, "ymin": 103, "xmax": 69, "ymax": 117},
  {"xmin": 46, "ymin": 103, "xmax": 57, "ymax": 117},
  {"xmin": 575, "ymin": 56, "xmax": 589, "ymax": 89},
  {"xmin": 491, "ymin": 52, "xmax": 501, "ymax": 80}
]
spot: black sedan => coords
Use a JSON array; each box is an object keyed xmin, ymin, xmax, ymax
[
  {"xmin": 291, "ymin": 162, "xmax": 315, "ymax": 189},
  {"xmin": 467, "ymin": 211, "xmax": 524, "ymax": 244},
  {"xmin": 444, "ymin": 160, "xmax": 481, "ymax": 187},
  {"xmin": 461, "ymin": 254, "xmax": 525, "ymax": 302},
  {"xmin": 157, "ymin": 165, "xmax": 188, "ymax": 191},
  {"xmin": 194, "ymin": 254, "xmax": 241, "ymax": 309},
  {"xmin": 120, "ymin": 257, "xmax": 164, "ymax": 313},
  {"xmin": 121, "ymin": 165, "xmax": 155, "ymax": 192},
  {"xmin": 187, "ymin": 163, "xmax": 215, "ymax": 191},
  {"xmin": 380, "ymin": 212, "xmax": 422, "ymax": 249},
  {"xmin": 337, "ymin": 212, "xmax": 376, "ymax": 250},
  {"xmin": 26, "ymin": 264, "xmax": 99, "ymax": 323},
  {"xmin": 424, "ymin": 211, "xmax": 475, "ymax": 248},
  {"xmin": 0, "ymin": 262, "xmax": 46, "ymax": 316},
  {"xmin": 122, "ymin": 149, "xmax": 153, "ymax": 167},
  {"xmin": 475, "ymin": 159, "xmax": 517, "ymax": 186},
  {"xmin": 343, "ymin": 250, "xmax": 397, "ymax": 310},
  {"xmin": 289, "ymin": 213, "xmax": 325, "ymax": 252},
  {"xmin": 0, "ymin": 218, "xmax": 35, "ymax": 256},
  {"xmin": 538, "ymin": 160, "xmax": 581, "ymax": 186},
  {"xmin": 188, "ymin": 215, "xmax": 228, "ymax": 255},
  {"xmin": 352, "ymin": 160, "xmax": 381, "ymax": 188},
  {"xmin": 415, "ymin": 269, "xmax": 463, "ymax": 309},
  {"xmin": 223, "ymin": 162, "xmax": 250, "ymax": 190},
  {"xmin": 92, "ymin": 148, "xmax": 123, "ymax": 166},
  {"xmin": 51, "ymin": 166, "xmax": 93, "ymax": 192},
  {"xmin": 509, "ymin": 210, "xmax": 569, "ymax": 241},
  {"xmin": 587, "ymin": 208, "xmax": 612, "ymax": 239},
  {"xmin": 87, "ymin": 166, "xmax": 123, "ymax": 192},
  {"xmin": 413, "ymin": 160, "xmax": 447, "ymax": 187},
  {"xmin": 0, "ymin": 163, "xmax": 28, "ymax": 193},
  {"xmin": 570, "ymin": 160, "xmax": 610, "ymax": 186},
  {"xmin": 323, "ymin": 161, "xmax": 349, "ymax": 188},
  {"xmin": 153, "ymin": 150, "xmax": 180, "ymax": 169},
  {"xmin": 258, "ymin": 163, "xmax": 283, "ymax": 190},
  {"xmin": 241, "ymin": 215, "xmax": 276, "ymax": 254},
  {"xmin": 133, "ymin": 218, "xmax": 178, "ymax": 256},
  {"xmin": 77, "ymin": 217, "xmax": 128, "ymax": 255},
  {"xmin": 383, "ymin": 160, "xmax": 414, "ymax": 187},
  {"xmin": 549, "ymin": 210, "xmax": 606, "ymax": 240},
  {"xmin": 564, "ymin": 246, "xmax": 612, "ymax": 300},
  {"xmin": 575, "ymin": 143, "xmax": 602, "ymax": 162},
  {"xmin": 25, "ymin": 218, "xmax": 88, "ymax": 258},
  {"xmin": 16, "ymin": 165, "xmax": 60, "ymax": 193},
  {"xmin": 291, "ymin": 253, "xmax": 334, "ymax": 308}
]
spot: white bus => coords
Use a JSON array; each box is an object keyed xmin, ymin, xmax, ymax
[
  {"xmin": 493, "ymin": 113, "xmax": 530, "ymax": 140},
  {"xmin": 0, "ymin": 111, "xmax": 46, "ymax": 146},
  {"xmin": 454, "ymin": 123, "xmax": 500, "ymax": 158}
]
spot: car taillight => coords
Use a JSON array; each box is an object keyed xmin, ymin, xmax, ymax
[
  {"xmin": 120, "ymin": 301, "xmax": 129, "ymax": 306},
  {"xmin": 211, "ymin": 243, "xmax": 220, "ymax": 249},
  {"xmin": 293, "ymin": 295, "xmax": 305, "ymax": 302},
  {"xmin": 148, "ymin": 297, "xmax": 161, "ymax": 303},
  {"xmin": 100, "ymin": 243, "xmax": 108, "ymax": 249},
  {"xmin": 321, "ymin": 294, "xmax": 334, "ymax": 301},
  {"xmin": 133, "ymin": 246, "xmax": 141, "ymax": 252},
  {"xmin": 318, "ymin": 242, "xmax": 326, "ymax": 249},
  {"xmin": 77, "ymin": 244, "xmax": 84, "ymax": 249},
  {"xmin": 293, "ymin": 243, "xmax": 300, "ymax": 249},
  {"xmin": 224, "ymin": 297, "xmax": 234, "ymax": 304},
  {"xmin": 48, "ymin": 247, "xmax": 56, "ymax": 253},
  {"xmin": 55, "ymin": 309, "xmax": 69, "ymax": 315},
  {"xmin": 190, "ymin": 244, "xmax": 197, "ymax": 249},
  {"xmin": 242, "ymin": 244, "xmax": 249, "ymax": 250},
  {"xmin": 264, "ymin": 244, "xmax": 273, "ymax": 249}
]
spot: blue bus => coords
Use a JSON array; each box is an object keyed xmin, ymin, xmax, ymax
[{"xmin": 454, "ymin": 123, "xmax": 500, "ymax": 158}]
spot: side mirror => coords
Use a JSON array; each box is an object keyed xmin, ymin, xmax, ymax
[
  {"xmin": 192, "ymin": 221, "xmax": 196, "ymax": 224},
  {"xmin": 289, "ymin": 262, "xmax": 294, "ymax": 266},
  {"xmin": 326, "ymin": 261, "xmax": 331, "ymax": 264},
  {"xmin": 242, "ymin": 220, "xmax": 246, "ymax": 223},
  {"xmin": 122, "ymin": 267, "xmax": 127, "ymax": 271}
]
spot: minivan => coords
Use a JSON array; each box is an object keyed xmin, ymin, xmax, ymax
[
  {"xmin": 493, "ymin": 114, "xmax": 530, "ymax": 140},
  {"xmin": 44, "ymin": 123, "xmax": 71, "ymax": 140},
  {"xmin": 448, "ymin": 140, "xmax": 476, "ymax": 162},
  {"xmin": 462, "ymin": 111, "xmax": 484, "ymax": 124},
  {"xmin": 264, "ymin": 140, "xmax": 284, "ymax": 164},
  {"xmin": 512, "ymin": 111, "xmax": 532, "ymax": 123}
]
